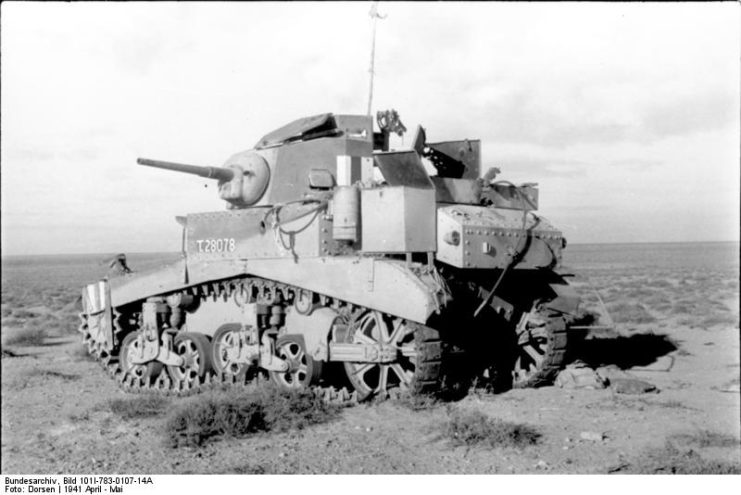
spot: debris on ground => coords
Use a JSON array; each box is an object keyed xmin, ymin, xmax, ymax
[
  {"xmin": 580, "ymin": 431, "xmax": 606, "ymax": 442},
  {"xmin": 555, "ymin": 361, "xmax": 607, "ymax": 389},
  {"xmin": 610, "ymin": 378, "xmax": 658, "ymax": 394},
  {"xmin": 595, "ymin": 365, "xmax": 634, "ymax": 383},
  {"xmin": 557, "ymin": 362, "xmax": 659, "ymax": 394}
]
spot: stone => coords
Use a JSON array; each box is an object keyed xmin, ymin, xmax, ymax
[
  {"xmin": 610, "ymin": 377, "xmax": 658, "ymax": 394},
  {"xmin": 580, "ymin": 431, "xmax": 605, "ymax": 442},
  {"xmin": 595, "ymin": 365, "xmax": 634, "ymax": 383},
  {"xmin": 555, "ymin": 362, "xmax": 606, "ymax": 389}
]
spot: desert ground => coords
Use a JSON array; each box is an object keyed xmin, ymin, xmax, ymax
[{"xmin": 1, "ymin": 242, "xmax": 739, "ymax": 474}]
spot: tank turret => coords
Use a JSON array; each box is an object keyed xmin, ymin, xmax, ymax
[{"xmin": 137, "ymin": 155, "xmax": 270, "ymax": 208}]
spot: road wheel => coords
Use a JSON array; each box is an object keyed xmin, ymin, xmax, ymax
[
  {"xmin": 166, "ymin": 332, "xmax": 212, "ymax": 386},
  {"xmin": 270, "ymin": 335, "xmax": 323, "ymax": 390},
  {"xmin": 211, "ymin": 324, "xmax": 250, "ymax": 379},
  {"xmin": 118, "ymin": 332, "xmax": 163, "ymax": 383}
]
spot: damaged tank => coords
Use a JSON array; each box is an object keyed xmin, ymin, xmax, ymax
[{"xmin": 79, "ymin": 110, "xmax": 581, "ymax": 401}]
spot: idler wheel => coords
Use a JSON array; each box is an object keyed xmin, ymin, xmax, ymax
[
  {"xmin": 119, "ymin": 332, "xmax": 163, "ymax": 383},
  {"xmin": 211, "ymin": 324, "xmax": 250, "ymax": 379},
  {"xmin": 270, "ymin": 335, "xmax": 323, "ymax": 390},
  {"xmin": 166, "ymin": 332, "xmax": 213, "ymax": 386}
]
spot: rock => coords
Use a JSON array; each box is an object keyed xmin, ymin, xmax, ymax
[
  {"xmin": 610, "ymin": 377, "xmax": 658, "ymax": 394},
  {"xmin": 595, "ymin": 365, "xmax": 634, "ymax": 383},
  {"xmin": 555, "ymin": 362, "xmax": 606, "ymax": 389},
  {"xmin": 535, "ymin": 460, "xmax": 549, "ymax": 470},
  {"xmin": 580, "ymin": 431, "xmax": 604, "ymax": 442}
]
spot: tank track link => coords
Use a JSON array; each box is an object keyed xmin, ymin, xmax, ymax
[{"xmin": 78, "ymin": 276, "xmax": 447, "ymax": 405}]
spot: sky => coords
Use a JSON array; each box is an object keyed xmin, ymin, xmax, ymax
[{"xmin": 1, "ymin": 2, "xmax": 739, "ymax": 255}]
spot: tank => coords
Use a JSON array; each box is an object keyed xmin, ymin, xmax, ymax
[{"xmin": 79, "ymin": 110, "xmax": 582, "ymax": 401}]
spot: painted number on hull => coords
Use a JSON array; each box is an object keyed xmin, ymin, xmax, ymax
[{"xmin": 196, "ymin": 238, "xmax": 236, "ymax": 253}]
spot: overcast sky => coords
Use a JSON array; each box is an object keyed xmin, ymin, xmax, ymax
[{"xmin": 1, "ymin": 2, "xmax": 739, "ymax": 255}]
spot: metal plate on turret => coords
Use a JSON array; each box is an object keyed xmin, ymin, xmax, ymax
[{"xmin": 186, "ymin": 208, "xmax": 325, "ymax": 261}]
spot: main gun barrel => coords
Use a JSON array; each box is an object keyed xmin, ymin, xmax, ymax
[{"xmin": 137, "ymin": 158, "xmax": 235, "ymax": 182}]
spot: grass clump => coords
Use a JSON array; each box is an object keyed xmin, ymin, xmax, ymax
[
  {"xmin": 2, "ymin": 327, "xmax": 47, "ymax": 347},
  {"xmin": 606, "ymin": 302, "xmax": 656, "ymax": 324},
  {"xmin": 109, "ymin": 395, "xmax": 171, "ymax": 420},
  {"xmin": 619, "ymin": 442, "xmax": 741, "ymax": 474},
  {"xmin": 440, "ymin": 409, "xmax": 540, "ymax": 449},
  {"xmin": 165, "ymin": 385, "xmax": 340, "ymax": 448},
  {"xmin": 672, "ymin": 430, "xmax": 740, "ymax": 449},
  {"xmin": 24, "ymin": 369, "xmax": 80, "ymax": 382},
  {"xmin": 394, "ymin": 391, "xmax": 442, "ymax": 411}
]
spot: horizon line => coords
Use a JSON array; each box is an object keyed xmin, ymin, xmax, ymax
[{"xmin": 1, "ymin": 239, "xmax": 739, "ymax": 258}]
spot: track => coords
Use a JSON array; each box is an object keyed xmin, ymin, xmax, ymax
[
  {"xmin": 79, "ymin": 276, "xmax": 448, "ymax": 405},
  {"xmin": 511, "ymin": 305, "xmax": 569, "ymax": 388}
]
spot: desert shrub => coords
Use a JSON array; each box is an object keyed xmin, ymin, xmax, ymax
[
  {"xmin": 23, "ymin": 369, "xmax": 80, "ymax": 382},
  {"xmin": 1, "ymin": 317, "xmax": 26, "ymax": 327},
  {"xmin": 672, "ymin": 430, "xmax": 740, "ymax": 449},
  {"xmin": 619, "ymin": 442, "xmax": 741, "ymax": 474},
  {"xmin": 440, "ymin": 409, "xmax": 540, "ymax": 449},
  {"xmin": 259, "ymin": 386, "xmax": 339, "ymax": 432},
  {"xmin": 165, "ymin": 385, "xmax": 340, "ymax": 448},
  {"xmin": 109, "ymin": 395, "xmax": 171, "ymax": 420},
  {"xmin": 700, "ymin": 314, "xmax": 739, "ymax": 328},
  {"xmin": 393, "ymin": 390, "xmax": 442, "ymax": 411},
  {"xmin": 647, "ymin": 279, "xmax": 673, "ymax": 289},
  {"xmin": 2, "ymin": 327, "xmax": 46, "ymax": 347},
  {"xmin": 606, "ymin": 302, "xmax": 656, "ymax": 324},
  {"xmin": 68, "ymin": 410, "xmax": 91, "ymax": 422},
  {"xmin": 11, "ymin": 309, "xmax": 37, "ymax": 319}
]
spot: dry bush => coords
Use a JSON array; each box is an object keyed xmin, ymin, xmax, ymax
[
  {"xmin": 700, "ymin": 313, "xmax": 739, "ymax": 328},
  {"xmin": 672, "ymin": 430, "xmax": 740, "ymax": 449},
  {"xmin": 618, "ymin": 442, "xmax": 741, "ymax": 474},
  {"xmin": 393, "ymin": 390, "xmax": 443, "ymax": 411},
  {"xmin": 2, "ymin": 327, "xmax": 47, "ymax": 347},
  {"xmin": 440, "ymin": 409, "xmax": 540, "ymax": 449},
  {"xmin": 109, "ymin": 395, "xmax": 171, "ymax": 420},
  {"xmin": 606, "ymin": 302, "xmax": 656, "ymax": 324},
  {"xmin": 23, "ymin": 369, "xmax": 80, "ymax": 382},
  {"xmin": 11, "ymin": 309, "xmax": 38, "ymax": 319},
  {"xmin": 165, "ymin": 385, "xmax": 340, "ymax": 448}
]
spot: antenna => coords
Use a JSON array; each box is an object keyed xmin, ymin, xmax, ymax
[{"xmin": 366, "ymin": 1, "xmax": 386, "ymax": 116}]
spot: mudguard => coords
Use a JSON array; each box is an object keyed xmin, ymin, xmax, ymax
[{"xmin": 109, "ymin": 256, "xmax": 447, "ymax": 324}]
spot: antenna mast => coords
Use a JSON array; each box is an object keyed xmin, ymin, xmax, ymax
[{"xmin": 366, "ymin": 1, "xmax": 386, "ymax": 116}]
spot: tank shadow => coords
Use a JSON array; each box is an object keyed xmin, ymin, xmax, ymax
[{"xmin": 568, "ymin": 332, "xmax": 679, "ymax": 369}]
